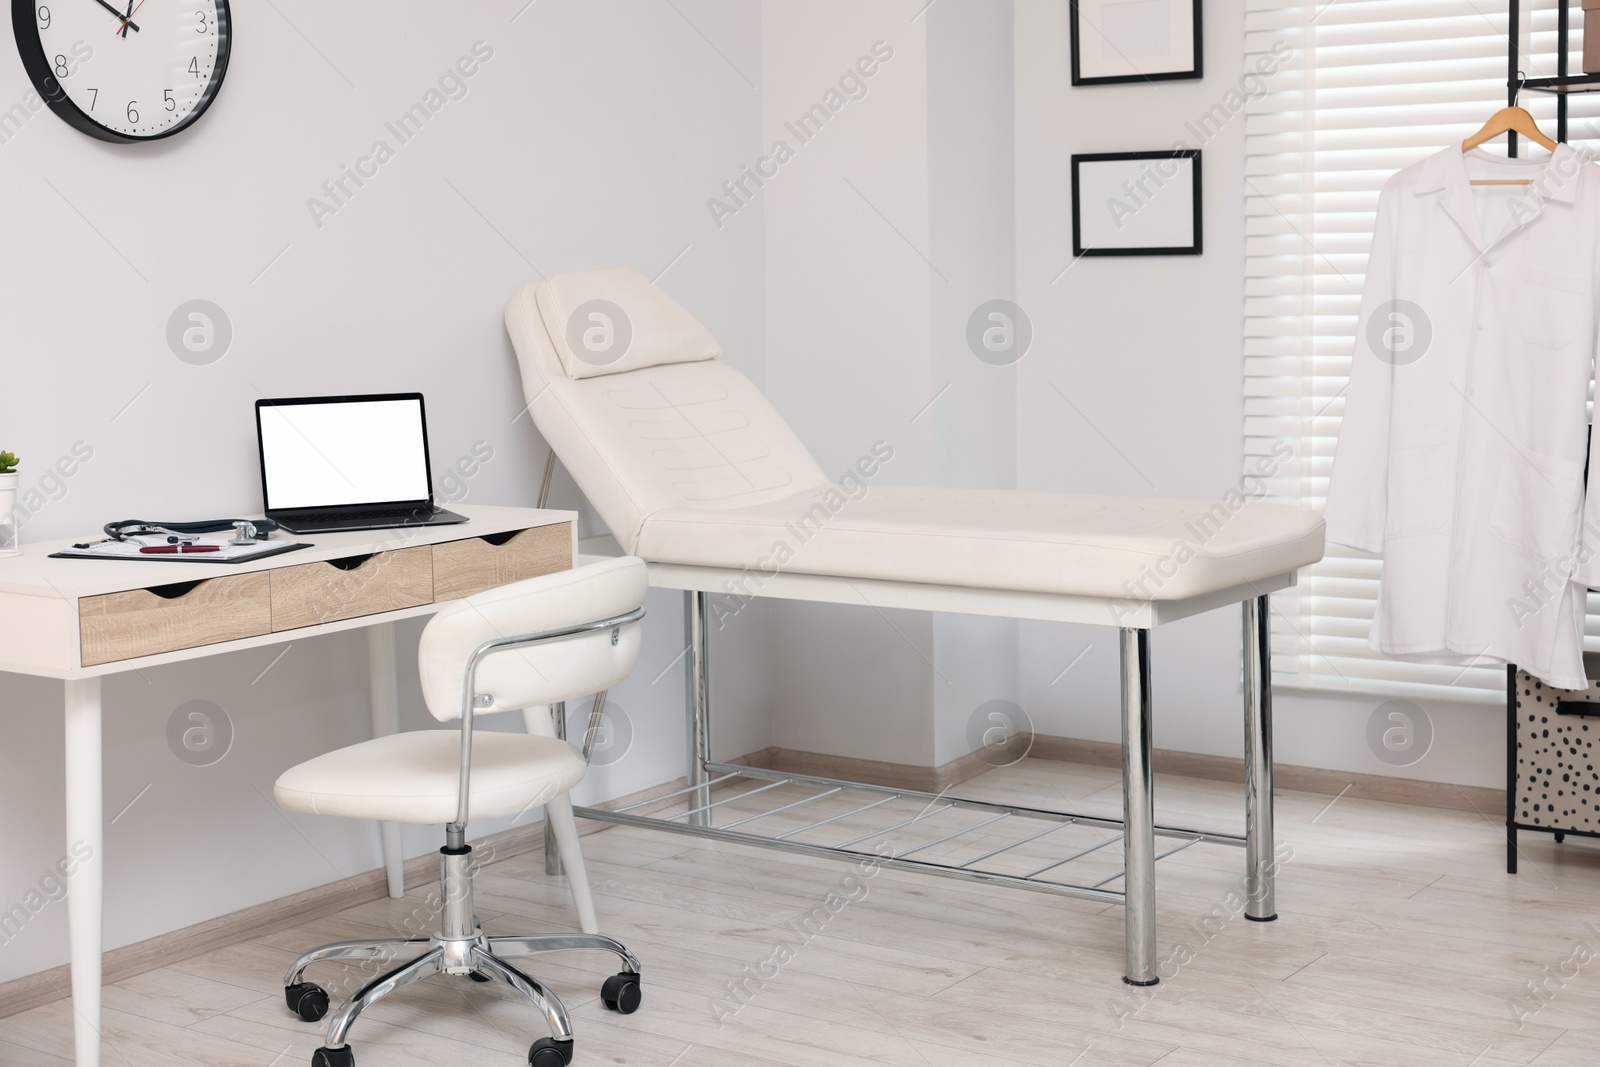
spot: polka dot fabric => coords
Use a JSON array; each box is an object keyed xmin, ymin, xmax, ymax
[{"xmin": 1516, "ymin": 668, "xmax": 1600, "ymax": 831}]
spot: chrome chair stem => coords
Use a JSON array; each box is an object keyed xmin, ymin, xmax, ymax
[{"xmin": 545, "ymin": 700, "xmax": 568, "ymax": 877}]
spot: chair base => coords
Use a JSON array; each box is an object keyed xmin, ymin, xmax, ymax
[{"xmin": 282, "ymin": 844, "xmax": 641, "ymax": 1065}]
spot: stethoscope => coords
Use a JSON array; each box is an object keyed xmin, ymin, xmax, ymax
[{"xmin": 93, "ymin": 517, "xmax": 281, "ymax": 547}]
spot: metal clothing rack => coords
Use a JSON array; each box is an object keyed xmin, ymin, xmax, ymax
[
  {"xmin": 1503, "ymin": 2, "xmax": 1598, "ymax": 871},
  {"xmin": 1507, "ymin": 0, "xmax": 1593, "ymax": 157}
]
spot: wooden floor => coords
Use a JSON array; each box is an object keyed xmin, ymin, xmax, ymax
[{"xmin": 3, "ymin": 757, "xmax": 1599, "ymax": 1066}]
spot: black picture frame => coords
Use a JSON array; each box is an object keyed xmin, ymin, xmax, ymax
[
  {"xmin": 10, "ymin": 0, "xmax": 232, "ymax": 144},
  {"xmin": 1070, "ymin": 0, "xmax": 1203, "ymax": 86},
  {"xmin": 1070, "ymin": 150, "xmax": 1203, "ymax": 257}
]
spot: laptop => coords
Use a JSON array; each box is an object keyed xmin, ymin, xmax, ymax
[{"xmin": 255, "ymin": 393, "xmax": 469, "ymax": 535}]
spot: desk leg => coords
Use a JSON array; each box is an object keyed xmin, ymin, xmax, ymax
[
  {"xmin": 367, "ymin": 624, "xmax": 405, "ymax": 900},
  {"xmin": 1242, "ymin": 594, "xmax": 1278, "ymax": 921},
  {"xmin": 65, "ymin": 677, "xmax": 103, "ymax": 1067},
  {"xmin": 1120, "ymin": 628, "xmax": 1158, "ymax": 987},
  {"xmin": 685, "ymin": 591, "xmax": 712, "ymax": 827}
]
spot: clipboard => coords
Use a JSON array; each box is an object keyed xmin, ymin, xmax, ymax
[{"xmin": 49, "ymin": 537, "xmax": 312, "ymax": 564}]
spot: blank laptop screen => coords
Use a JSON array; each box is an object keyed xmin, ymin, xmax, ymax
[{"xmin": 259, "ymin": 398, "xmax": 430, "ymax": 511}]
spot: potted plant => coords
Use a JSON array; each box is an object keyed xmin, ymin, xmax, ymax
[{"xmin": 0, "ymin": 451, "xmax": 18, "ymax": 557}]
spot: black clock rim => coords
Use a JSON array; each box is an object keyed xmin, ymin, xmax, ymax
[{"xmin": 10, "ymin": 0, "xmax": 232, "ymax": 144}]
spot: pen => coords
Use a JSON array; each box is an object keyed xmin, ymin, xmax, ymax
[{"xmin": 139, "ymin": 544, "xmax": 221, "ymax": 554}]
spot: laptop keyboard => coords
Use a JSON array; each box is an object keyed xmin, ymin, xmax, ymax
[{"xmin": 285, "ymin": 507, "xmax": 429, "ymax": 525}]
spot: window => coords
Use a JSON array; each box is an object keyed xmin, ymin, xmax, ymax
[{"xmin": 1243, "ymin": 0, "xmax": 1599, "ymax": 703}]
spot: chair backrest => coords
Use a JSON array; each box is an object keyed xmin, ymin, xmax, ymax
[
  {"xmin": 417, "ymin": 556, "xmax": 648, "ymax": 722},
  {"xmin": 505, "ymin": 268, "xmax": 829, "ymax": 554}
]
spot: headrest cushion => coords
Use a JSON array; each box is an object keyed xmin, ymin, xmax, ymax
[{"xmin": 536, "ymin": 267, "xmax": 721, "ymax": 379}]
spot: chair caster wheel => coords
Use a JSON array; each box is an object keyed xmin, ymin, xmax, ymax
[
  {"xmin": 529, "ymin": 1037, "xmax": 573, "ymax": 1066},
  {"xmin": 601, "ymin": 971, "xmax": 642, "ymax": 1014},
  {"xmin": 285, "ymin": 982, "xmax": 330, "ymax": 1022},
  {"xmin": 312, "ymin": 1047, "xmax": 354, "ymax": 1067},
  {"xmin": 468, "ymin": 970, "xmax": 493, "ymax": 983}
]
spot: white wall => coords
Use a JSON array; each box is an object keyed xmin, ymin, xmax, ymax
[
  {"xmin": 0, "ymin": 0, "xmax": 767, "ymax": 983},
  {"xmin": 758, "ymin": 0, "xmax": 1028, "ymax": 769},
  {"xmin": 761, "ymin": 0, "xmax": 1504, "ymax": 790},
  {"xmin": 1011, "ymin": 1, "xmax": 1504, "ymax": 788},
  {"xmin": 759, "ymin": 0, "xmax": 940, "ymax": 766}
]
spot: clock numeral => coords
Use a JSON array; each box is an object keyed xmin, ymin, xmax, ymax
[
  {"xmin": 87, "ymin": 88, "xmax": 97, "ymax": 110},
  {"xmin": 188, "ymin": 57, "xmax": 200, "ymax": 79},
  {"xmin": 53, "ymin": 55, "xmax": 69, "ymax": 78},
  {"xmin": 164, "ymin": 89, "xmax": 176, "ymax": 112},
  {"xmin": 195, "ymin": 9, "xmax": 207, "ymax": 32},
  {"xmin": 36, "ymin": 5, "xmax": 50, "ymax": 28},
  {"xmin": 126, "ymin": 101, "xmax": 138, "ymax": 124}
]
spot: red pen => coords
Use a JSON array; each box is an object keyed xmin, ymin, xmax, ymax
[{"xmin": 139, "ymin": 544, "xmax": 221, "ymax": 554}]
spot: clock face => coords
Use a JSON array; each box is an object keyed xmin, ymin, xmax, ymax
[{"xmin": 11, "ymin": 0, "xmax": 231, "ymax": 143}]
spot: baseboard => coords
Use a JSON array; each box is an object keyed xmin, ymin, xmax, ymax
[
  {"xmin": 1023, "ymin": 735, "xmax": 1504, "ymax": 815},
  {"xmin": 0, "ymin": 812, "xmax": 586, "ymax": 1021},
  {"xmin": 753, "ymin": 736, "xmax": 1502, "ymax": 815},
  {"xmin": 752, "ymin": 735, "xmax": 1030, "ymax": 794},
  {"xmin": 0, "ymin": 741, "xmax": 1501, "ymax": 1020}
]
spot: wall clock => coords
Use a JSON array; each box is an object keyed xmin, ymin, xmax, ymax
[{"xmin": 11, "ymin": 0, "xmax": 231, "ymax": 143}]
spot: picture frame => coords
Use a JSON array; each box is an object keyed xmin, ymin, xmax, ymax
[
  {"xmin": 1070, "ymin": 0, "xmax": 1203, "ymax": 86},
  {"xmin": 1070, "ymin": 150, "xmax": 1202, "ymax": 257}
]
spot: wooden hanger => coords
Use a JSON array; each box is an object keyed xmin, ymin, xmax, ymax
[{"xmin": 1462, "ymin": 75, "xmax": 1556, "ymax": 186}]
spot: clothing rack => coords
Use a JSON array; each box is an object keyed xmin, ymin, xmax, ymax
[
  {"xmin": 1502, "ymin": 2, "xmax": 1599, "ymax": 872},
  {"xmin": 1506, "ymin": 0, "xmax": 1600, "ymax": 155}
]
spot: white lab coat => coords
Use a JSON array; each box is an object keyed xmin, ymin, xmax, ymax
[{"xmin": 1325, "ymin": 143, "xmax": 1600, "ymax": 689}]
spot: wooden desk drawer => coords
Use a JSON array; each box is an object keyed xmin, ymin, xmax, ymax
[
  {"xmin": 80, "ymin": 573, "xmax": 272, "ymax": 667},
  {"xmin": 270, "ymin": 546, "xmax": 434, "ymax": 631},
  {"xmin": 432, "ymin": 523, "xmax": 572, "ymax": 600}
]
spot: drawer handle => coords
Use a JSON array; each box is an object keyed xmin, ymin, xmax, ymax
[
  {"xmin": 327, "ymin": 554, "xmax": 376, "ymax": 572},
  {"xmin": 149, "ymin": 580, "xmax": 204, "ymax": 600},
  {"xmin": 479, "ymin": 531, "xmax": 521, "ymax": 547},
  {"xmin": 1556, "ymin": 700, "xmax": 1600, "ymax": 718}
]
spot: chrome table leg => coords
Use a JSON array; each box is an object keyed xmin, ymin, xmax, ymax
[
  {"xmin": 1243, "ymin": 593, "xmax": 1278, "ymax": 921},
  {"xmin": 686, "ymin": 590, "xmax": 712, "ymax": 827},
  {"xmin": 1121, "ymin": 626, "xmax": 1158, "ymax": 986}
]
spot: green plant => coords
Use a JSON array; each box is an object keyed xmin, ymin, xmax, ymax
[{"xmin": 0, "ymin": 452, "xmax": 16, "ymax": 475}]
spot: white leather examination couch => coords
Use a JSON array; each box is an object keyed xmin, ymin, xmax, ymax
[{"xmin": 504, "ymin": 267, "xmax": 1325, "ymax": 985}]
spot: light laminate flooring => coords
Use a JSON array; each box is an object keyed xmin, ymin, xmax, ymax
[{"xmin": 2, "ymin": 758, "xmax": 1598, "ymax": 1066}]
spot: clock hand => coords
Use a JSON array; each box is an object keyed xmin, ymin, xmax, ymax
[
  {"xmin": 116, "ymin": 0, "xmax": 147, "ymax": 37},
  {"xmin": 87, "ymin": 0, "xmax": 138, "ymax": 32}
]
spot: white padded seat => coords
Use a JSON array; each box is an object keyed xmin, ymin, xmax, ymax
[
  {"xmin": 639, "ymin": 487, "xmax": 1325, "ymax": 601},
  {"xmin": 274, "ymin": 730, "xmax": 586, "ymax": 825}
]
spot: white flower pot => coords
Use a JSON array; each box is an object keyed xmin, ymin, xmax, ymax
[{"xmin": 0, "ymin": 472, "xmax": 19, "ymax": 557}]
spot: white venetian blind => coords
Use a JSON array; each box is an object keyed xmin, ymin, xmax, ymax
[{"xmin": 1243, "ymin": 0, "xmax": 1600, "ymax": 704}]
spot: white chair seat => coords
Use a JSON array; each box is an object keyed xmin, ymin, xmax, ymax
[
  {"xmin": 274, "ymin": 730, "xmax": 587, "ymax": 825},
  {"xmin": 638, "ymin": 487, "xmax": 1325, "ymax": 601}
]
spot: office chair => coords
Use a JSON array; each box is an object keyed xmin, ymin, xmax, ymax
[{"xmin": 272, "ymin": 557, "xmax": 649, "ymax": 1067}]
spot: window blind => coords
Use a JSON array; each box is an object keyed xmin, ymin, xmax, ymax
[{"xmin": 1243, "ymin": 0, "xmax": 1600, "ymax": 704}]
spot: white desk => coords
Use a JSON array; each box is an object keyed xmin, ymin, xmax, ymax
[{"xmin": 0, "ymin": 505, "xmax": 576, "ymax": 1067}]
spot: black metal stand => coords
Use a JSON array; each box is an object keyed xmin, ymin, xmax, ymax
[
  {"xmin": 1508, "ymin": 0, "xmax": 1580, "ymax": 155},
  {"xmin": 1507, "ymin": 664, "xmax": 1519, "ymax": 873},
  {"xmin": 1503, "ymin": 4, "xmax": 1590, "ymax": 874}
]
